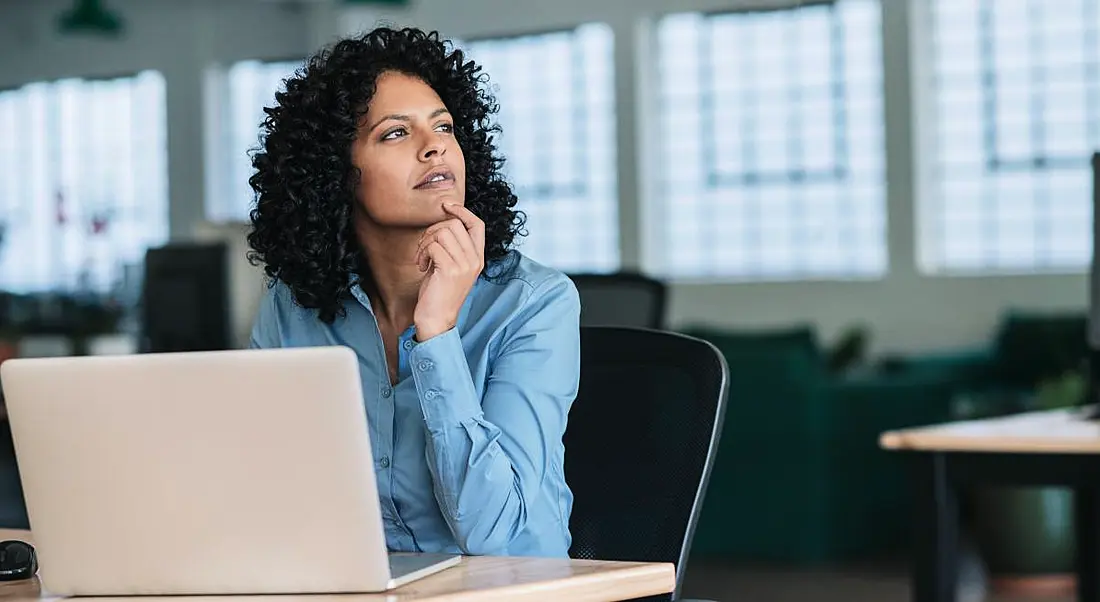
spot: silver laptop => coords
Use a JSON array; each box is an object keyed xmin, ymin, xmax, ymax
[{"xmin": 0, "ymin": 346, "xmax": 460, "ymax": 596}]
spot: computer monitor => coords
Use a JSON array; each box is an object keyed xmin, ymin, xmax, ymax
[{"xmin": 140, "ymin": 242, "xmax": 231, "ymax": 353}]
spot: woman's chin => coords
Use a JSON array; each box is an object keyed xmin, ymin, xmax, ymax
[
  {"xmin": 393, "ymin": 210, "xmax": 456, "ymax": 229},
  {"xmin": 419, "ymin": 195, "xmax": 464, "ymax": 220},
  {"xmin": 418, "ymin": 189, "xmax": 464, "ymax": 207},
  {"xmin": 359, "ymin": 195, "xmax": 465, "ymax": 229}
]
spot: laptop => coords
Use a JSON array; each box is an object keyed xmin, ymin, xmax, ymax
[{"xmin": 0, "ymin": 346, "xmax": 460, "ymax": 596}]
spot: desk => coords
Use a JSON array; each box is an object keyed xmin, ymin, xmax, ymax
[
  {"xmin": 880, "ymin": 408, "xmax": 1100, "ymax": 602},
  {"xmin": 0, "ymin": 530, "xmax": 674, "ymax": 602}
]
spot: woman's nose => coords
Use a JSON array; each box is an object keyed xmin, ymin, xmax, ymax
[{"xmin": 420, "ymin": 134, "xmax": 446, "ymax": 160}]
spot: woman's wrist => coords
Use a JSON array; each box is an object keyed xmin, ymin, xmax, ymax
[{"xmin": 414, "ymin": 316, "xmax": 456, "ymax": 342}]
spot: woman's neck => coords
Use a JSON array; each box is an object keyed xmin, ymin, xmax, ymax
[{"xmin": 355, "ymin": 220, "xmax": 424, "ymax": 330}]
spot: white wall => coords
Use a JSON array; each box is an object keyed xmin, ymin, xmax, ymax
[
  {"xmin": 341, "ymin": 0, "xmax": 1089, "ymax": 354},
  {"xmin": 0, "ymin": 0, "xmax": 1087, "ymax": 355}
]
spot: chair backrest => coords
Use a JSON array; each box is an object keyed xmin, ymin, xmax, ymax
[
  {"xmin": 565, "ymin": 326, "xmax": 729, "ymax": 602},
  {"xmin": 568, "ymin": 273, "xmax": 667, "ymax": 329},
  {"xmin": 141, "ymin": 242, "xmax": 231, "ymax": 353}
]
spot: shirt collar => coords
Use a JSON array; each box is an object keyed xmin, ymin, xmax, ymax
[
  {"xmin": 346, "ymin": 269, "xmax": 481, "ymax": 325},
  {"xmin": 347, "ymin": 271, "xmax": 375, "ymax": 315}
]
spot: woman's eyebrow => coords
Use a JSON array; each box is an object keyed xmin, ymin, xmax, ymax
[
  {"xmin": 369, "ymin": 108, "xmax": 450, "ymax": 134},
  {"xmin": 368, "ymin": 113, "xmax": 410, "ymax": 134}
]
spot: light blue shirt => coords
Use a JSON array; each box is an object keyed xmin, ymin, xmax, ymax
[{"xmin": 248, "ymin": 251, "xmax": 579, "ymax": 557}]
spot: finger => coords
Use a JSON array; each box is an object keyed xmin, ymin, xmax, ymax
[
  {"xmin": 441, "ymin": 203, "xmax": 480, "ymax": 230},
  {"xmin": 416, "ymin": 235, "xmax": 430, "ymax": 271},
  {"xmin": 417, "ymin": 219, "xmax": 460, "ymax": 270},
  {"xmin": 432, "ymin": 227, "xmax": 473, "ymax": 271},
  {"xmin": 420, "ymin": 218, "xmax": 463, "ymax": 241},
  {"xmin": 442, "ymin": 204, "xmax": 485, "ymax": 256},
  {"xmin": 438, "ymin": 219, "xmax": 478, "ymax": 265},
  {"xmin": 416, "ymin": 244, "xmax": 430, "ymax": 272},
  {"xmin": 419, "ymin": 219, "xmax": 477, "ymax": 267},
  {"xmin": 418, "ymin": 218, "xmax": 463, "ymax": 255},
  {"xmin": 424, "ymin": 240, "xmax": 460, "ymax": 273}
]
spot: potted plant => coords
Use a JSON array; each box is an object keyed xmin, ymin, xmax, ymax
[{"xmin": 966, "ymin": 368, "xmax": 1084, "ymax": 598}]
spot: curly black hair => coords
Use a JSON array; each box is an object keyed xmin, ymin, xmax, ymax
[{"xmin": 246, "ymin": 27, "xmax": 525, "ymax": 323}]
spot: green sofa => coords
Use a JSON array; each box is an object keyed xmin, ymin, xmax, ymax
[
  {"xmin": 683, "ymin": 310, "xmax": 1088, "ymax": 565},
  {"xmin": 875, "ymin": 310, "xmax": 1088, "ymax": 413},
  {"xmin": 682, "ymin": 325, "xmax": 957, "ymax": 564}
]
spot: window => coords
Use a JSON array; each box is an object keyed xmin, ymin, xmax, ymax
[
  {"xmin": 0, "ymin": 71, "xmax": 168, "ymax": 293},
  {"xmin": 654, "ymin": 1, "xmax": 886, "ymax": 280},
  {"xmin": 925, "ymin": 0, "xmax": 1099, "ymax": 274},
  {"xmin": 207, "ymin": 59, "xmax": 302, "ymax": 223},
  {"xmin": 463, "ymin": 23, "xmax": 619, "ymax": 273}
]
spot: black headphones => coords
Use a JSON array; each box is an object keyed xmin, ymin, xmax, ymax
[{"xmin": 0, "ymin": 540, "xmax": 37, "ymax": 581}]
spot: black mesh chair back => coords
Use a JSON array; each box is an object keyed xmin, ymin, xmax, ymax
[
  {"xmin": 568, "ymin": 273, "xmax": 667, "ymax": 329},
  {"xmin": 565, "ymin": 327, "xmax": 728, "ymax": 601}
]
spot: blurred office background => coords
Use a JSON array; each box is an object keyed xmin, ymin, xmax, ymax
[{"xmin": 0, "ymin": 0, "xmax": 1095, "ymax": 600}]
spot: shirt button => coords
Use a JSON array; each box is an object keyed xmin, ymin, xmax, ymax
[
  {"xmin": 403, "ymin": 340, "xmax": 415, "ymax": 351},
  {"xmin": 381, "ymin": 387, "xmax": 392, "ymax": 398},
  {"xmin": 418, "ymin": 360, "xmax": 433, "ymax": 372},
  {"xmin": 425, "ymin": 390, "xmax": 438, "ymax": 400},
  {"xmin": 379, "ymin": 456, "xmax": 391, "ymax": 468}
]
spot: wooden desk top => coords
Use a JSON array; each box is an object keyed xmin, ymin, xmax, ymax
[
  {"xmin": 0, "ymin": 531, "xmax": 674, "ymax": 602},
  {"xmin": 879, "ymin": 407, "xmax": 1100, "ymax": 454}
]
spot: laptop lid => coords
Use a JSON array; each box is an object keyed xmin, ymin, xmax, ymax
[{"xmin": 1, "ymin": 346, "xmax": 394, "ymax": 596}]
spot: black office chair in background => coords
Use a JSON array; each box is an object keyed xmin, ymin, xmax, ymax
[
  {"xmin": 140, "ymin": 242, "xmax": 232, "ymax": 353},
  {"xmin": 565, "ymin": 326, "xmax": 728, "ymax": 602},
  {"xmin": 568, "ymin": 272, "xmax": 668, "ymax": 329}
]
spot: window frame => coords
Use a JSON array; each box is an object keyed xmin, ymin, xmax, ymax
[
  {"xmin": 649, "ymin": 0, "xmax": 888, "ymax": 282},
  {"xmin": 0, "ymin": 69, "xmax": 170, "ymax": 294},
  {"xmin": 920, "ymin": 0, "xmax": 1100, "ymax": 275},
  {"xmin": 205, "ymin": 56, "xmax": 306, "ymax": 224},
  {"xmin": 459, "ymin": 23, "xmax": 622, "ymax": 273}
]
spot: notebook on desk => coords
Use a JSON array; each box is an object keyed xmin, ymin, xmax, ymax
[{"xmin": 0, "ymin": 346, "xmax": 459, "ymax": 596}]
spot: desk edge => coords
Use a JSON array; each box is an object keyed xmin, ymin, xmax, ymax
[
  {"xmin": 878, "ymin": 432, "xmax": 1100, "ymax": 454},
  {"xmin": 437, "ymin": 560, "xmax": 676, "ymax": 602}
]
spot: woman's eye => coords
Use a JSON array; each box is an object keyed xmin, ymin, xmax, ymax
[
  {"xmin": 435, "ymin": 122, "xmax": 454, "ymax": 134},
  {"xmin": 381, "ymin": 127, "xmax": 407, "ymax": 141}
]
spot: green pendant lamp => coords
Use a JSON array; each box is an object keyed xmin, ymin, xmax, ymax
[{"xmin": 57, "ymin": 0, "xmax": 124, "ymax": 36}]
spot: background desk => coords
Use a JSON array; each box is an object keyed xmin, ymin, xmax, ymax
[
  {"xmin": 880, "ymin": 408, "xmax": 1100, "ymax": 602},
  {"xmin": 0, "ymin": 530, "xmax": 674, "ymax": 602}
]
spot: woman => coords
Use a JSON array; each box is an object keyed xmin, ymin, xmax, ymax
[{"xmin": 246, "ymin": 26, "xmax": 580, "ymax": 559}]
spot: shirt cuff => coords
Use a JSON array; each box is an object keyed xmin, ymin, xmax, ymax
[{"xmin": 409, "ymin": 327, "xmax": 482, "ymax": 433}]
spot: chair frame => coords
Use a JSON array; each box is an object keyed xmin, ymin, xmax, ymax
[{"xmin": 572, "ymin": 326, "xmax": 729, "ymax": 600}]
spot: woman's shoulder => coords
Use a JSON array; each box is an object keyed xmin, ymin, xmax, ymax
[
  {"xmin": 481, "ymin": 251, "xmax": 579, "ymax": 306},
  {"xmin": 259, "ymin": 277, "xmax": 298, "ymax": 310},
  {"xmin": 251, "ymin": 276, "xmax": 362, "ymax": 345},
  {"xmin": 255, "ymin": 276, "xmax": 326, "ymax": 322},
  {"xmin": 469, "ymin": 251, "xmax": 580, "ymax": 341}
]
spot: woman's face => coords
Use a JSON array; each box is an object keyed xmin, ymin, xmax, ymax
[{"xmin": 351, "ymin": 70, "xmax": 467, "ymax": 228}]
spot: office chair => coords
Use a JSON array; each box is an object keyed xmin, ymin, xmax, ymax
[
  {"xmin": 568, "ymin": 272, "xmax": 667, "ymax": 329},
  {"xmin": 140, "ymin": 242, "xmax": 231, "ymax": 353},
  {"xmin": 565, "ymin": 326, "xmax": 728, "ymax": 602}
]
